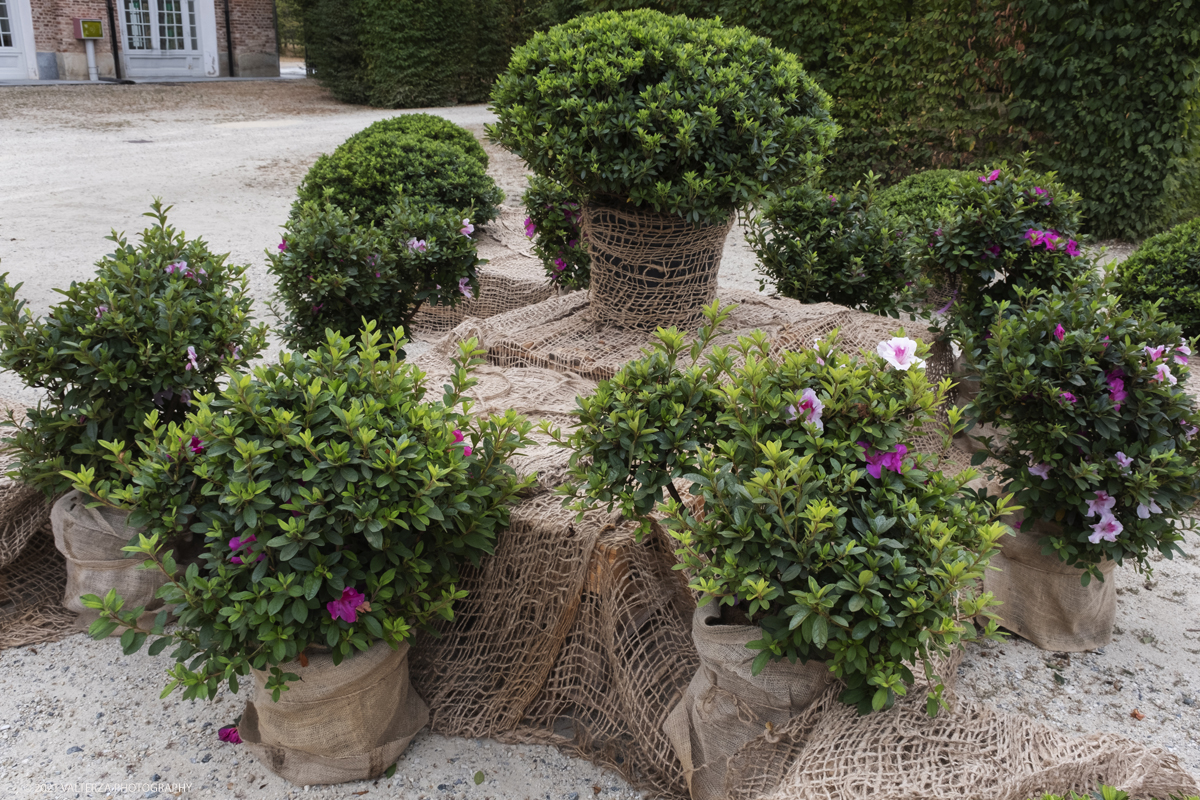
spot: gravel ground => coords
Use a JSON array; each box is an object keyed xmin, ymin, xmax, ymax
[{"xmin": 0, "ymin": 79, "xmax": 1196, "ymax": 799}]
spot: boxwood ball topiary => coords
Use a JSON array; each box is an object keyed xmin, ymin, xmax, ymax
[
  {"xmin": 488, "ymin": 10, "xmax": 837, "ymax": 226},
  {"xmin": 342, "ymin": 113, "xmax": 489, "ymax": 169},
  {"xmin": 1117, "ymin": 217, "xmax": 1200, "ymax": 339},
  {"xmin": 875, "ymin": 169, "xmax": 975, "ymax": 229},
  {"xmin": 296, "ymin": 135, "xmax": 503, "ymax": 228}
]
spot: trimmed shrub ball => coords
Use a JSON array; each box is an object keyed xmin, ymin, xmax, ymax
[
  {"xmin": 875, "ymin": 169, "xmax": 975, "ymax": 229},
  {"xmin": 1117, "ymin": 217, "xmax": 1200, "ymax": 338},
  {"xmin": 341, "ymin": 113, "xmax": 488, "ymax": 169}
]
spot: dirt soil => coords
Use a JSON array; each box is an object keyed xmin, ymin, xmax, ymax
[{"xmin": 0, "ymin": 79, "xmax": 1196, "ymax": 799}]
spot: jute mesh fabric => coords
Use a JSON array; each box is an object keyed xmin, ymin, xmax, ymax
[
  {"xmin": 584, "ymin": 202, "xmax": 734, "ymax": 331},
  {"xmin": 409, "ymin": 252, "xmax": 558, "ymax": 335}
]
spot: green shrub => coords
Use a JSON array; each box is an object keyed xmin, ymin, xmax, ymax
[
  {"xmin": 523, "ymin": 176, "xmax": 589, "ymax": 290},
  {"xmin": 1117, "ymin": 217, "xmax": 1200, "ymax": 339},
  {"xmin": 269, "ymin": 201, "xmax": 483, "ymax": 353},
  {"xmin": 0, "ymin": 201, "xmax": 267, "ymax": 497},
  {"xmin": 1036, "ymin": 787, "xmax": 1199, "ymax": 800},
  {"xmin": 905, "ymin": 158, "xmax": 1089, "ymax": 340},
  {"xmin": 294, "ymin": 0, "xmax": 368, "ymax": 104},
  {"xmin": 342, "ymin": 113, "xmax": 488, "ymax": 169},
  {"xmin": 295, "ymin": 134, "xmax": 503, "ymax": 228},
  {"xmin": 748, "ymin": 175, "xmax": 911, "ymax": 315},
  {"xmin": 874, "ymin": 169, "xmax": 975, "ymax": 230},
  {"xmin": 550, "ymin": 304, "xmax": 1009, "ymax": 714},
  {"xmin": 70, "ymin": 325, "xmax": 534, "ymax": 699},
  {"xmin": 966, "ymin": 276, "xmax": 1200, "ymax": 580},
  {"xmin": 489, "ymin": 10, "xmax": 837, "ymax": 226}
]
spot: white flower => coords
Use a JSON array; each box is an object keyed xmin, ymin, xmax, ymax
[
  {"xmin": 876, "ymin": 337, "xmax": 925, "ymax": 370},
  {"xmin": 1136, "ymin": 500, "xmax": 1162, "ymax": 519}
]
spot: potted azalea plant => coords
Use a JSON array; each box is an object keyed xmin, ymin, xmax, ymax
[
  {"xmin": 490, "ymin": 10, "xmax": 837, "ymax": 330},
  {"xmin": 0, "ymin": 200, "xmax": 266, "ymax": 623},
  {"xmin": 965, "ymin": 275, "xmax": 1200, "ymax": 652},
  {"xmin": 69, "ymin": 324, "xmax": 534, "ymax": 785},
  {"xmin": 549, "ymin": 304, "xmax": 1010, "ymax": 800}
]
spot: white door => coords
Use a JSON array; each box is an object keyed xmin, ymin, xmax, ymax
[
  {"xmin": 0, "ymin": 0, "xmax": 31, "ymax": 80},
  {"xmin": 121, "ymin": 0, "xmax": 206, "ymax": 77}
]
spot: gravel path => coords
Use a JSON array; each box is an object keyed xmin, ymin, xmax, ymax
[{"xmin": 0, "ymin": 79, "xmax": 1196, "ymax": 799}]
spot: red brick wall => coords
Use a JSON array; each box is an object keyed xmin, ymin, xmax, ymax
[
  {"xmin": 213, "ymin": 0, "xmax": 276, "ymax": 58},
  {"xmin": 31, "ymin": 0, "xmax": 114, "ymax": 55}
]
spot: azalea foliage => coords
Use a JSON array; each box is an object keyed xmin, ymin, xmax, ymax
[
  {"xmin": 966, "ymin": 275, "xmax": 1200, "ymax": 581},
  {"xmin": 522, "ymin": 175, "xmax": 590, "ymax": 291},
  {"xmin": 549, "ymin": 302, "xmax": 1011, "ymax": 715},
  {"xmin": 0, "ymin": 200, "xmax": 267, "ymax": 496},
  {"xmin": 66, "ymin": 324, "xmax": 534, "ymax": 701}
]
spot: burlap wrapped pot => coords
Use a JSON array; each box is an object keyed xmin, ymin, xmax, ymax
[
  {"xmin": 984, "ymin": 516, "xmax": 1118, "ymax": 652},
  {"xmin": 664, "ymin": 600, "xmax": 833, "ymax": 800},
  {"xmin": 50, "ymin": 489, "xmax": 166, "ymax": 626},
  {"xmin": 239, "ymin": 641, "xmax": 429, "ymax": 785},
  {"xmin": 583, "ymin": 201, "xmax": 735, "ymax": 331}
]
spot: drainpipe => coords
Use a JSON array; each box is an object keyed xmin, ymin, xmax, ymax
[
  {"xmin": 104, "ymin": 0, "xmax": 123, "ymax": 80},
  {"xmin": 223, "ymin": 0, "xmax": 236, "ymax": 77},
  {"xmin": 271, "ymin": 0, "xmax": 280, "ymax": 75}
]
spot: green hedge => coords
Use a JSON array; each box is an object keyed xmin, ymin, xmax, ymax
[
  {"xmin": 1117, "ymin": 216, "xmax": 1200, "ymax": 338},
  {"xmin": 342, "ymin": 113, "xmax": 489, "ymax": 168},
  {"xmin": 875, "ymin": 169, "xmax": 976, "ymax": 230}
]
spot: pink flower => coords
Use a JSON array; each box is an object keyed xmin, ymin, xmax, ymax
[
  {"xmin": 1029, "ymin": 462, "xmax": 1052, "ymax": 480},
  {"xmin": 985, "ymin": 243, "xmax": 1001, "ymax": 258},
  {"xmin": 567, "ymin": 239, "xmax": 578, "ymax": 249},
  {"xmin": 859, "ymin": 442, "xmax": 907, "ymax": 479},
  {"xmin": 188, "ymin": 435, "xmax": 204, "ymax": 455},
  {"xmin": 311, "ymin": 303, "xmax": 324, "ymax": 314},
  {"xmin": 278, "ymin": 240, "xmax": 287, "ymax": 252},
  {"xmin": 1065, "ymin": 240, "xmax": 1080, "ymax": 257},
  {"xmin": 828, "ymin": 194, "xmax": 838, "ymax": 204},
  {"xmin": 1136, "ymin": 500, "xmax": 1162, "ymax": 519},
  {"xmin": 979, "ymin": 169, "xmax": 1001, "ymax": 183},
  {"xmin": 229, "ymin": 534, "xmax": 258, "ymax": 565},
  {"xmin": 228, "ymin": 343, "xmax": 241, "ymax": 360},
  {"xmin": 94, "ymin": 305, "xmax": 108, "ymax": 319},
  {"xmin": 1085, "ymin": 490, "xmax": 1116, "ymax": 518},
  {"xmin": 1175, "ymin": 343, "xmax": 1191, "ymax": 366},
  {"xmin": 1101, "ymin": 335, "xmax": 1110, "ymax": 349},
  {"xmin": 218, "ymin": 726, "xmax": 242, "ymax": 744},
  {"xmin": 327, "ymin": 586, "xmax": 367, "ymax": 623},
  {"xmin": 1034, "ymin": 186, "xmax": 1047, "ymax": 196},
  {"xmin": 407, "ymin": 238, "xmax": 427, "ymax": 252},
  {"xmin": 1151, "ymin": 363, "xmax": 1177, "ymax": 385},
  {"xmin": 1184, "ymin": 423, "xmax": 1199, "ymax": 440},
  {"xmin": 1088, "ymin": 514, "xmax": 1123, "ymax": 544},
  {"xmin": 524, "ymin": 217, "xmax": 537, "ymax": 238},
  {"xmin": 165, "ymin": 261, "xmax": 187, "ymax": 275},
  {"xmin": 453, "ymin": 429, "xmax": 473, "ymax": 457},
  {"xmin": 1106, "ymin": 368, "xmax": 1127, "ymax": 410},
  {"xmin": 876, "ymin": 337, "xmax": 924, "ymax": 370},
  {"xmin": 553, "ymin": 258, "xmax": 566, "ymax": 271},
  {"xmin": 1145, "ymin": 345, "xmax": 1166, "ymax": 362},
  {"xmin": 184, "ymin": 346, "xmax": 199, "ymax": 371},
  {"xmin": 458, "ymin": 277, "xmax": 474, "ymax": 299},
  {"xmin": 1059, "ymin": 391, "xmax": 1077, "ymax": 405},
  {"xmin": 460, "ymin": 218, "xmax": 475, "ymax": 238},
  {"xmin": 1024, "ymin": 228, "xmax": 1044, "ymax": 247},
  {"xmin": 1053, "ymin": 324, "xmax": 1065, "ymax": 342},
  {"xmin": 785, "ymin": 388, "xmax": 824, "ymax": 433},
  {"xmin": 1113, "ymin": 451, "xmax": 1132, "ymax": 472}
]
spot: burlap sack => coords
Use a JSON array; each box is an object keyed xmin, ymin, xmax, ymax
[
  {"xmin": 584, "ymin": 202, "xmax": 735, "ymax": 331},
  {"xmin": 239, "ymin": 641, "xmax": 429, "ymax": 785},
  {"xmin": 49, "ymin": 489, "xmax": 166, "ymax": 625},
  {"xmin": 664, "ymin": 600, "xmax": 833, "ymax": 800},
  {"xmin": 984, "ymin": 516, "xmax": 1118, "ymax": 652}
]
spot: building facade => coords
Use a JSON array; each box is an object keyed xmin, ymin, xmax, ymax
[{"xmin": 0, "ymin": 0, "xmax": 278, "ymax": 81}]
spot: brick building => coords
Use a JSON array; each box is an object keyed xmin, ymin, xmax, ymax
[{"xmin": 0, "ymin": 0, "xmax": 278, "ymax": 81}]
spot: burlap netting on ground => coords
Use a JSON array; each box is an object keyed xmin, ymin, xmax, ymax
[
  {"xmin": 410, "ymin": 206, "xmax": 558, "ymax": 335},
  {"xmin": 584, "ymin": 202, "xmax": 735, "ymax": 331}
]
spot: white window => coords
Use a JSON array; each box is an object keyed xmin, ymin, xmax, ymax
[
  {"xmin": 0, "ymin": 1, "xmax": 14, "ymax": 49},
  {"xmin": 124, "ymin": 0, "xmax": 198, "ymax": 52}
]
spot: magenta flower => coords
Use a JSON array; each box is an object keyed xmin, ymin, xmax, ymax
[
  {"xmin": 1151, "ymin": 363, "xmax": 1177, "ymax": 386},
  {"xmin": 184, "ymin": 346, "xmax": 199, "ymax": 371},
  {"xmin": 218, "ymin": 726, "xmax": 242, "ymax": 744},
  {"xmin": 458, "ymin": 276, "xmax": 474, "ymax": 299},
  {"xmin": 1185, "ymin": 423, "xmax": 1199, "ymax": 441},
  {"xmin": 452, "ymin": 428, "xmax": 474, "ymax": 457},
  {"xmin": 1107, "ymin": 373, "xmax": 1127, "ymax": 410},
  {"xmin": 828, "ymin": 194, "xmax": 838, "ymax": 204},
  {"xmin": 327, "ymin": 586, "xmax": 367, "ymax": 623},
  {"xmin": 1085, "ymin": 490, "xmax": 1116, "ymax": 518},
  {"xmin": 985, "ymin": 243, "xmax": 1001, "ymax": 258},
  {"xmin": 1136, "ymin": 499, "xmax": 1162, "ymax": 519},
  {"xmin": 859, "ymin": 442, "xmax": 907, "ymax": 479},
  {"xmin": 1175, "ymin": 343, "xmax": 1191, "ymax": 365},
  {"xmin": 188, "ymin": 435, "xmax": 204, "ymax": 455},
  {"xmin": 1034, "ymin": 187, "xmax": 1047, "ymax": 196},
  {"xmin": 1101, "ymin": 335, "xmax": 1110, "ymax": 349},
  {"xmin": 228, "ymin": 534, "xmax": 258, "ymax": 565},
  {"xmin": 979, "ymin": 169, "xmax": 1001, "ymax": 183},
  {"xmin": 523, "ymin": 217, "xmax": 537, "ymax": 238},
  {"xmin": 1145, "ymin": 344, "xmax": 1166, "ymax": 362},
  {"xmin": 1065, "ymin": 240, "xmax": 1080, "ymax": 257},
  {"xmin": 311, "ymin": 303, "xmax": 324, "ymax": 314},
  {"xmin": 165, "ymin": 261, "xmax": 187, "ymax": 275},
  {"xmin": 553, "ymin": 258, "xmax": 566, "ymax": 271},
  {"xmin": 1088, "ymin": 514, "xmax": 1123, "ymax": 544},
  {"xmin": 1059, "ymin": 391, "xmax": 1077, "ymax": 405},
  {"xmin": 1024, "ymin": 228, "xmax": 1044, "ymax": 247},
  {"xmin": 785, "ymin": 388, "xmax": 824, "ymax": 433},
  {"xmin": 567, "ymin": 239, "xmax": 578, "ymax": 249},
  {"xmin": 876, "ymin": 337, "xmax": 925, "ymax": 370},
  {"xmin": 94, "ymin": 305, "xmax": 108, "ymax": 319},
  {"xmin": 1113, "ymin": 451, "xmax": 1133, "ymax": 472},
  {"xmin": 1028, "ymin": 461, "xmax": 1052, "ymax": 480},
  {"xmin": 1053, "ymin": 324, "xmax": 1065, "ymax": 342},
  {"xmin": 460, "ymin": 218, "xmax": 475, "ymax": 238},
  {"xmin": 278, "ymin": 240, "xmax": 287, "ymax": 252}
]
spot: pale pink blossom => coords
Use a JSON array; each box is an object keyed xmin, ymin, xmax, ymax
[
  {"xmin": 786, "ymin": 388, "xmax": 824, "ymax": 433},
  {"xmin": 1176, "ymin": 343, "xmax": 1191, "ymax": 366},
  {"xmin": 407, "ymin": 238, "xmax": 427, "ymax": 252},
  {"xmin": 1145, "ymin": 344, "xmax": 1167, "ymax": 362},
  {"xmin": 458, "ymin": 277, "xmax": 473, "ymax": 299},
  {"xmin": 1088, "ymin": 514, "xmax": 1123, "ymax": 544},
  {"xmin": 184, "ymin": 346, "xmax": 199, "ymax": 371},
  {"xmin": 1113, "ymin": 451, "xmax": 1133, "ymax": 472},
  {"xmin": 876, "ymin": 337, "xmax": 924, "ymax": 370},
  {"xmin": 1085, "ymin": 490, "xmax": 1116, "ymax": 518},
  {"xmin": 460, "ymin": 218, "xmax": 475, "ymax": 238},
  {"xmin": 1151, "ymin": 363, "xmax": 1177, "ymax": 385},
  {"xmin": 1136, "ymin": 500, "xmax": 1162, "ymax": 519},
  {"xmin": 1029, "ymin": 462, "xmax": 1052, "ymax": 480}
]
